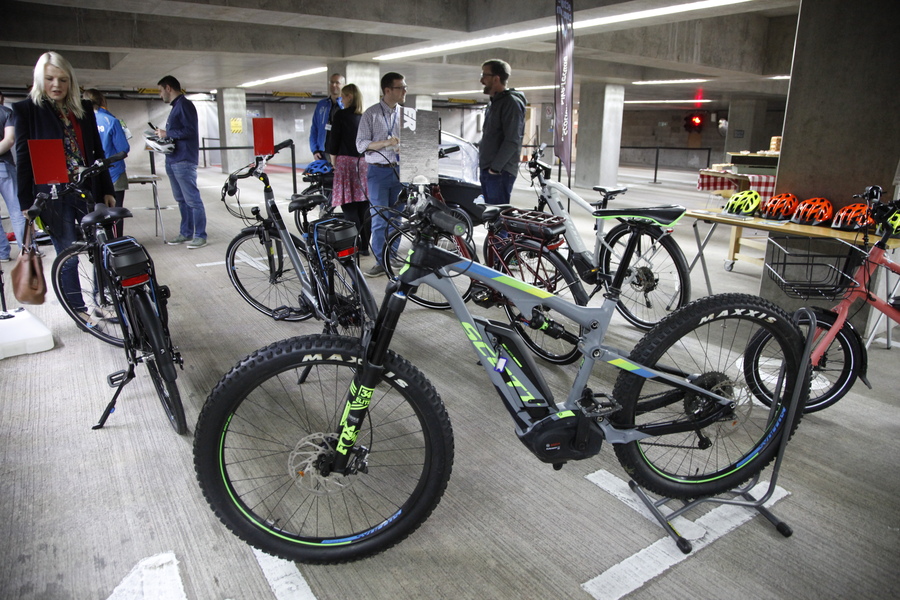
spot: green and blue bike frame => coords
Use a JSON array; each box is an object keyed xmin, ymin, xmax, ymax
[{"xmin": 328, "ymin": 223, "xmax": 748, "ymax": 473}]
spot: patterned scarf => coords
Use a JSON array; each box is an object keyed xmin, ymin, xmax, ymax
[{"xmin": 52, "ymin": 102, "xmax": 84, "ymax": 180}]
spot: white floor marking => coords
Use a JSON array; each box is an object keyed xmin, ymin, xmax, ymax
[
  {"xmin": 253, "ymin": 548, "xmax": 318, "ymax": 600},
  {"xmin": 195, "ymin": 260, "xmax": 227, "ymax": 267},
  {"xmin": 107, "ymin": 552, "xmax": 187, "ymax": 600},
  {"xmin": 582, "ymin": 470, "xmax": 789, "ymax": 600}
]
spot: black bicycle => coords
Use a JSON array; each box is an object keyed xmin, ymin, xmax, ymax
[
  {"xmin": 222, "ymin": 140, "xmax": 376, "ymax": 336},
  {"xmin": 35, "ymin": 154, "xmax": 186, "ymax": 434}
]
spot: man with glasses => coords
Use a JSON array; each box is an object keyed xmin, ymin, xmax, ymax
[
  {"xmin": 356, "ymin": 71, "xmax": 407, "ymax": 277},
  {"xmin": 478, "ymin": 59, "xmax": 526, "ymax": 205}
]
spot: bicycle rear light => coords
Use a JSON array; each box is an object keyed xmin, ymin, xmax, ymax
[{"xmin": 121, "ymin": 273, "xmax": 151, "ymax": 288}]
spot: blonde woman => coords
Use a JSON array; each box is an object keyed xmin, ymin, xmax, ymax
[
  {"xmin": 13, "ymin": 51, "xmax": 115, "ymax": 317},
  {"xmin": 326, "ymin": 83, "xmax": 370, "ymax": 255}
]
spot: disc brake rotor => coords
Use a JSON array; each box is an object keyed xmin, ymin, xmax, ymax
[{"xmin": 288, "ymin": 432, "xmax": 354, "ymax": 495}]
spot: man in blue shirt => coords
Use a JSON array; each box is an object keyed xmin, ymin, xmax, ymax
[
  {"xmin": 83, "ymin": 89, "xmax": 130, "ymax": 235},
  {"xmin": 0, "ymin": 90, "xmax": 26, "ymax": 262},
  {"xmin": 157, "ymin": 75, "xmax": 207, "ymax": 248},
  {"xmin": 309, "ymin": 73, "xmax": 344, "ymax": 161}
]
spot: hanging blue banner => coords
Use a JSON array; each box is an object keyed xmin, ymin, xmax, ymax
[{"xmin": 555, "ymin": 0, "xmax": 574, "ymax": 173}]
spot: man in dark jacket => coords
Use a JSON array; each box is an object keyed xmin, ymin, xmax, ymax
[{"xmin": 478, "ymin": 59, "xmax": 526, "ymax": 205}]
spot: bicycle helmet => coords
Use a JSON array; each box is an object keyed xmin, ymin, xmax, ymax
[
  {"xmin": 142, "ymin": 130, "xmax": 174, "ymax": 154},
  {"xmin": 878, "ymin": 209, "xmax": 900, "ymax": 238},
  {"xmin": 791, "ymin": 197, "xmax": 833, "ymax": 226},
  {"xmin": 831, "ymin": 203, "xmax": 874, "ymax": 231},
  {"xmin": 759, "ymin": 192, "xmax": 798, "ymax": 220},
  {"xmin": 305, "ymin": 159, "xmax": 333, "ymax": 174},
  {"xmin": 723, "ymin": 189, "xmax": 760, "ymax": 216}
]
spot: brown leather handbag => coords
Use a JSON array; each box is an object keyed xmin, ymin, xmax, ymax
[{"xmin": 10, "ymin": 220, "xmax": 47, "ymax": 305}]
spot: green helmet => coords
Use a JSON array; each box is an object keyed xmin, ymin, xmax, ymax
[{"xmin": 724, "ymin": 190, "xmax": 761, "ymax": 216}]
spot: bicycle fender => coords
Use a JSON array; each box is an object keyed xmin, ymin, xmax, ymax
[{"xmin": 812, "ymin": 307, "xmax": 870, "ymax": 387}]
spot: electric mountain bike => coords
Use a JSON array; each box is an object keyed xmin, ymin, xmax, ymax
[
  {"xmin": 222, "ymin": 140, "xmax": 377, "ymax": 337},
  {"xmin": 529, "ymin": 145, "xmax": 691, "ymax": 330},
  {"xmin": 193, "ymin": 175, "xmax": 808, "ymax": 563},
  {"xmin": 35, "ymin": 154, "xmax": 186, "ymax": 433}
]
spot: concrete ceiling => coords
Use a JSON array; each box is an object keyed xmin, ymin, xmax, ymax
[{"xmin": 0, "ymin": 0, "xmax": 800, "ymax": 110}]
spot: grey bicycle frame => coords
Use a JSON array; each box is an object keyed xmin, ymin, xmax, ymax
[{"xmin": 399, "ymin": 246, "xmax": 735, "ymax": 444}]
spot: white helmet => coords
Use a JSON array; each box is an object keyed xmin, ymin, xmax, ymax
[{"xmin": 143, "ymin": 129, "xmax": 174, "ymax": 154}]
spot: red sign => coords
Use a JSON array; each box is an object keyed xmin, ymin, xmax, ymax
[
  {"xmin": 253, "ymin": 118, "xmax": 275, "ymax": 156},
  {"xmin": 28, "ymin": 139, "xmax": 69, "ymax": 185}
]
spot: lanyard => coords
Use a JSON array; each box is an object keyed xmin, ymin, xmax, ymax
[{"xmin": 380, "ymin": 104, "xmax": 397, "ymax": 137}]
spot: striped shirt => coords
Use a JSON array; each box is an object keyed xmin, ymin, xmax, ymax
[{"xmin": 355, "ymin": 99, "xmax": 400, "ymax": 165}]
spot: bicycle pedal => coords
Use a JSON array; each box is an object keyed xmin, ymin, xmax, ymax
[{"xmin": 107, "ymin": 370, "xmax": 129, "ymax": 388}]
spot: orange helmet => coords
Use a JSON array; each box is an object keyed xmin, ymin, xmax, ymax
[
  {"xmin": 760, "ymin": 193, "xmax": 798, "ymax": 220},
  {"xmin": 831, "ymin": 203, "xmax": 875, "ymax": 231},
  {"xmin": 791, "ymin": 197, "xmax": 833, "ymax": 226}
]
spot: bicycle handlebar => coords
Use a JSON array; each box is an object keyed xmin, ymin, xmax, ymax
[{"xmin": 27, "ymin": 152, "xmax": 126, "ymax": 217}]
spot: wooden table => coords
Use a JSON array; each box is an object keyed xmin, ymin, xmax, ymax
[
  {"xmin": 684, "ymin": 209, "xmax": 900, "ymax": 295},
  {"xmin": 697, "ymin": 169, "xmax": 777, "ymax": 202}
]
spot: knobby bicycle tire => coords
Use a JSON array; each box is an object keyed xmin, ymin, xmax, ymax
[
  {"xmin": 383, "ymin": 226, "xmax": 476, "ymax": 310},
  {"xmin": 744, "ymin": 308, "xmax": 859, "ymax": 413},
  {"xmin": 132, "ymin": 288, "xmax": 186, "ymax": 434},
  {"xmin": 611, "ymin": 293, "xmax": 806, "ymax": 499},
  {"xmin": 193, "ymin": 335, "xmax": 454, "ymax": 563},
  {"xmin": 51, "ymin": 243, "xmax": 125, "ymax": 347},
  {"xmin": 226, "ymin": 229, "xmax": 314, "ymax": 322},
  {"xmin": 598, "ymin": 223, "xmax": 691, "ymax": 331},
  {"xmin": 497, "ymin": 239, "xmax": 587, "ymax": 365}
]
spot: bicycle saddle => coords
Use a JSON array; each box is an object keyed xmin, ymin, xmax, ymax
[
  {"xmin": 592, "ymin": 204, "xmax": 686, "ymax": 226},
  {"xmin": 479, "ymin": 205, "xmax": 505, "ymax": 223},
  {"xmin": 289, "ymin": 193, "xmax": 328, "ymax": 213},
  {"xmin": 81, "ymin": 203, "xmax": 133, "ymax": 226}
]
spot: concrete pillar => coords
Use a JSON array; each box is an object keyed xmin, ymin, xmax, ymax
[
  {"xmin": 216, "ymin": 87, "xmax": 247, "ymax": 174},
  {"xmin": 328, "ymin": 61, "xmax": 381, "ymax": 112},
  {"xmin": 574, "ymin": 83, "xmax": 624, "ymax": 189},
  {"xmin": 407, "ymin": 95, "xmax": 433, "ymax": 111},
  {"xmin": 758, "ymin": 0, "xmax": 900, "ymax": 334},
  {"xmin": 538, "ymin": 103, "xmax": 556, "ymax": 164},
  {"xmin": 725, "ymin": 99, "xmax": 769, "ymax": 155}
]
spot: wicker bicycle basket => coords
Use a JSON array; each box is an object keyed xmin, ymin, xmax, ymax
[
  {"xmin": 498, "ymin": 207, "xmax": 566, "ymax": 241},
  {"xmin": 765, "ymin": 236, "xmax": 866, "ymax": 300}
]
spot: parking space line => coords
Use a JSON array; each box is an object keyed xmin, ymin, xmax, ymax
[
  {"xmin": 582, "ymin": 470, "xmax": 789, "ymax": 600},
  {"xmin": 253, "ymin": 548, "xmax": 317, "ymax": 600}
]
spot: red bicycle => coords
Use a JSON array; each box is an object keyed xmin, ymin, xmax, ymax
[{"xmin": 746, "ymin": 185, "xmax": 900, "ymax": 412}]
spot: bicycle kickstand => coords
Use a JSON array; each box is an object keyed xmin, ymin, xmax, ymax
[{"xmin": 92, "ymin": 366, "xmax": 135, "ymax": 430}]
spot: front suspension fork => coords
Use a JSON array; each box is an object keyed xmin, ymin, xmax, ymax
[{"xmin": 330, "ymin": 280, "xmax": 410, "ymax": 474}]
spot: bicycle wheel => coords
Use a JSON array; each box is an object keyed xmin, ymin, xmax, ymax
[
  {"xmin": 51, "ymin": 243, "xmax": 125, "ymax": 347},
  {"xmin": 599, "ymin": 223, "xmax": 691, "ymax": 330},
  {"xmin": 744, "ymin": 308, "xmax": 859, "ymax": 413},
  {"xmin": 498, "ymin": 240, "xmax": 586, "ymax": 365},
  {"xmin": 193, "ymin": 335, "xmax": 454, "ymax": 563},
  {"xmin": 611, "ymin": 293, "xmax": 806, "ymax": 499},
  {"xmin": 226, "ymin": 229, "xmax": 313, "ymax": 322},
  {"xmin": 132, "ymin": 289, "xmax": 186, "ymax": 434},
  {"xmin": 322, "ymin": 258, "xmax": 368, "ymax": 337},
  {"xmin": 132, "ymin": 289, "xmax": 187, "ymax": 435},
  {"xmin": 383, "ymin": 226, "xmax": 476, "ymax": 310}
]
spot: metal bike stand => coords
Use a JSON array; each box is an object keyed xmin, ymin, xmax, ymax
[{"xmin": 627, "ymin": 307, "xmax": 817, "ymax": 554}]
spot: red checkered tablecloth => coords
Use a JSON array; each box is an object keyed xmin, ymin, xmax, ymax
[{"xmin": 697, "ymin": 170, "xmax": 777, "ymax": 203}]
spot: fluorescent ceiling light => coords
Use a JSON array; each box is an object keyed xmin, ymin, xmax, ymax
[
  {"xmin": 624, "ymin": 99, "xmax": 713, "ymax": 104},
  {"xmin": 768, "ymin": 75, "xmax": 791, "ymax": 80},
  {"xmin": 374, "ymin": 0, "xmax": 752, "ymax": 61},
  {"xmin": 438, "ymin": 84, "xmax": 557, "ymax": 96},
  {"xmin": 239, "ymin": 67, "xmax": 327, "ymax": 88},
  {"xmin": 632, "ymin": 78, "xmax": 709, "ymax": 85}
]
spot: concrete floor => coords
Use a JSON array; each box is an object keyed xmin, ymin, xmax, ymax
[{"xmin": 1, "ymin": 163, "xmax": 898, "ymax": 599}]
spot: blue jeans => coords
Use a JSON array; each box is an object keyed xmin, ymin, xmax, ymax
[
  {"xmin": 48, "ymin": 200, "xmax": 88, "ymax": 312},
  {"xmin": 366, "ymin": 165, "xmax": 403, "ymax": 265},
  {"xmin": 165, "ymin": 160, "xmax": 207, "ymax": 239},
  {"xmin": 480, "ymin": 168, "xmax": 516, "ymax": 205},
  {"xmin": 0, "ymin": 162, "xmax": 26, "ymax": 258}
]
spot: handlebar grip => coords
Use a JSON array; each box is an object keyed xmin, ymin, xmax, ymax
[
  {"xmin": 105, "ymin": 151, "xmax": 127, "ymax": 164},
  {"xmin": 429, "ymin": 208, "xmax": 467, "ymax": 237},
  {"xmin": 226, "ymin": 176, "xmax": 238, "ymax": 196}
]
